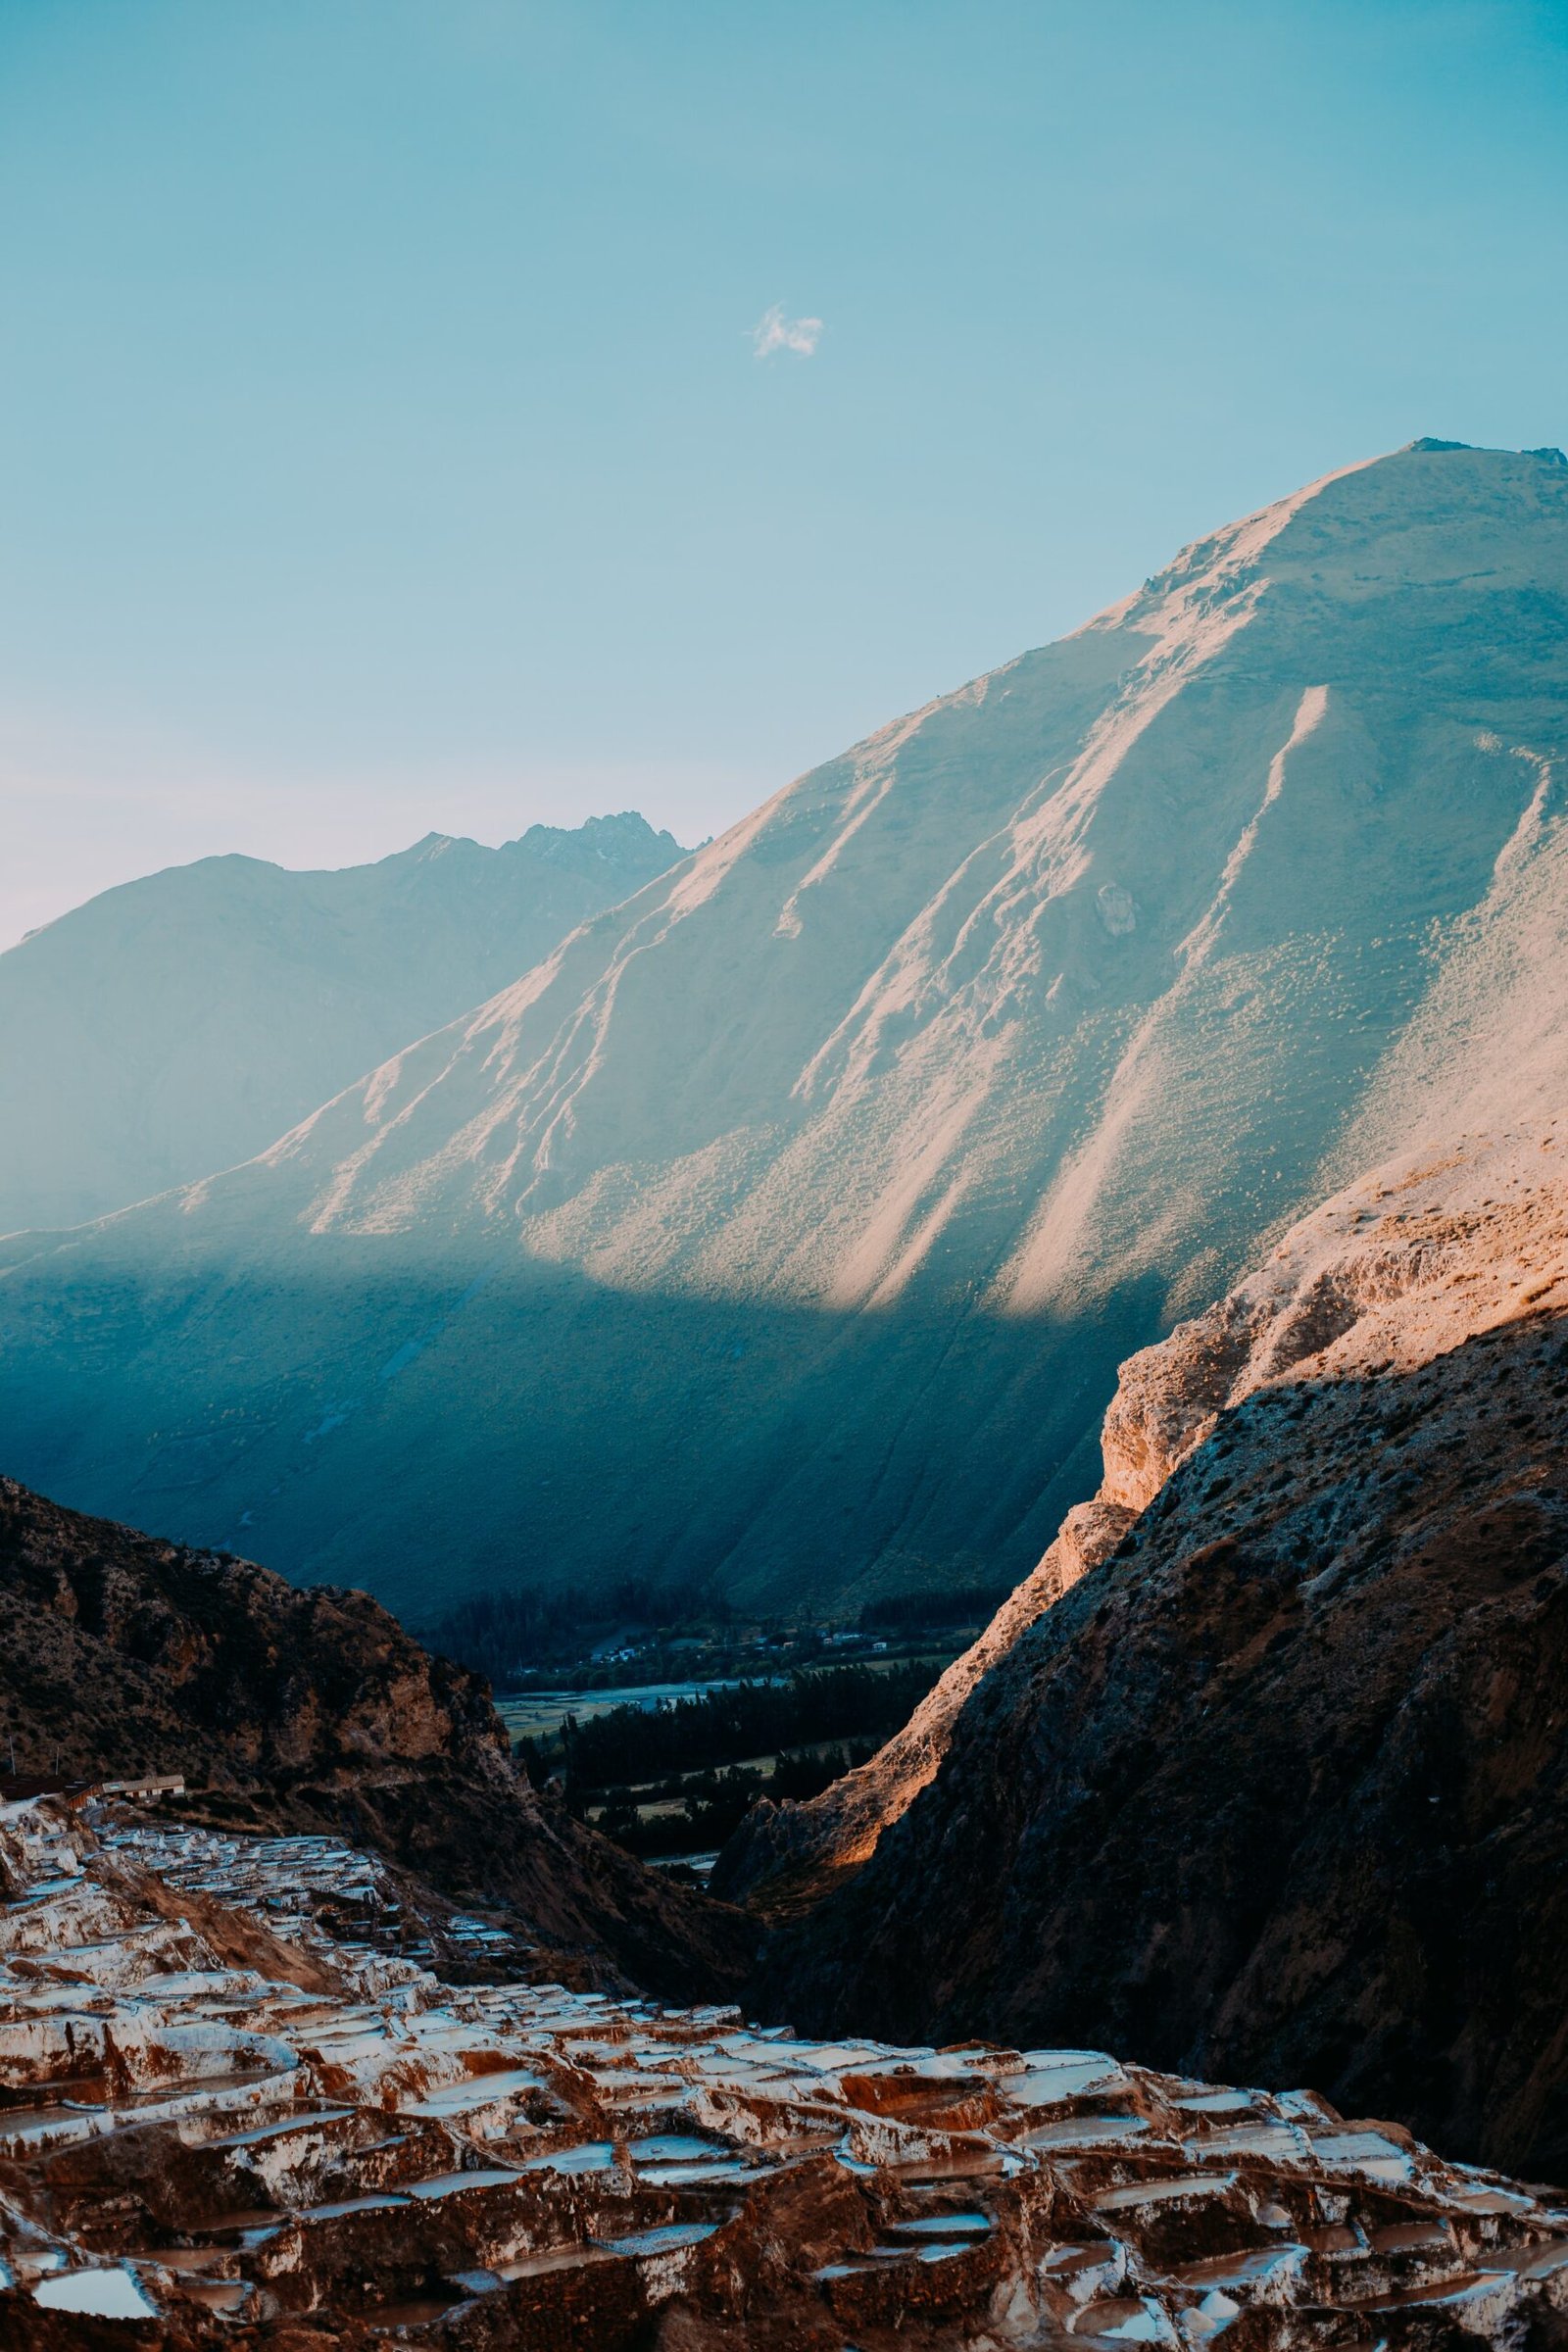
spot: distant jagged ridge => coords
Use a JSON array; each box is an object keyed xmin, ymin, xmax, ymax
[{"xmin": 0, "ymin": 810, "xmax": 685, "ymax": 1231}]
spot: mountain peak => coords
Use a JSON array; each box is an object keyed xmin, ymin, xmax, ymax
[
  {"xmin": 5, "ymin": 448, "xmax": 1566, "ymax": 1623},
  {"xmin": 1394, "ymin": 435, "xmax": 1566, "ymax": 468},
  {"xmin": 502, "ymin": 808, "xmax": 687, "ymax": 867}
]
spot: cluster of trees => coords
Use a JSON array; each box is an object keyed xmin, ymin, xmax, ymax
[
  {"xmin": 594, "ymin": 1741, "xmax": 881, "ymax": 1858},
  {"xmin": 858, "ymin": 1584, "xmax": 1006, "ymax": 1632},
  {"xmin": 425, "ymin": 1574, "xmax": 997, "ymax": 1697},
  {"xmin": 519, "ymin": 1661, "xmax": 936, "ymax": 1792},
  {"xmin": 423, "ymin": 1575, "xmax": 699, "ymax": 1684}
]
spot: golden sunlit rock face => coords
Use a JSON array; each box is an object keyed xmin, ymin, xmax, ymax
[{"xmin": 748, "ymin": 1123, "xmax": 1568, "ymax": 2179}]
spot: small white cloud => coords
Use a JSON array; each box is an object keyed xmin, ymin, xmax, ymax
[{"xmin": 751, "ymin": 304, "xmax": 822, "ymax": 360}]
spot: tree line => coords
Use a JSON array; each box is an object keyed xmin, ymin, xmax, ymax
[{"xmin": 518, "ymin": 1660, "xmax": 938, "ymax": 1792}]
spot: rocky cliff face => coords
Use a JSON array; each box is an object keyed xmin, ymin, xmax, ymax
[
  {"xmin": 5, "ymin": 444, "xmax": 1567, "ymax": 1620},
  {"xmin": 711, "ymin": 1494, "xmax": 1135, "ymax": 1910},
  {"xmin": 0, "ymin": 1478, "xmax": 752, "ymax": 2002},
  {"xmin": 750, "ymin": 1124, "xmax": 1568, "ymax": 2180}
]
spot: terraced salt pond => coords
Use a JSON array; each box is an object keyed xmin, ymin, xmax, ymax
[{"xmin": 4, "ymin": 1793, "xmax": 1568, "ymax": 2347}]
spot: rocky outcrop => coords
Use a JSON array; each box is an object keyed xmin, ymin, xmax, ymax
[
  {"xmin": 752, "ymin": 1124, "xmax": 1568, "ymax": 2180},
  {"xmin": 714, "ymin": 1168, "xmax": 1404, "ymax": 1911},
  {"xmin": 0, "ymin": 1478, "xmax": 754, "ymax": 2001},
  {"xmin": 712, "ymin": 1495, "xmax": 1134, "ymax": 1910}
]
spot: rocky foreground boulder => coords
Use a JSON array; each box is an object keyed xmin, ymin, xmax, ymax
[
  {"xmin": 747, "ymin": 1123, "xmax": 1568, "ymax": 2180},
  {"xmin": 0, "ymin": 1477, "xmax": 753, "ymax": 2002}
]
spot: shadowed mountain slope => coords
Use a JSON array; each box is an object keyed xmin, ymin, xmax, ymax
[
  {"xmin": 2, "ymin": 442, "xmax": 1566, "ymax": 1619},
  {"xmin": 0, "ymin": 1476, "xmax": 753, "ymax": 2002},
  {"xmin": 0, "ymin": 811, "xmax": 684, "ymax": 1232},
  {"xmin": 747, "ymin": 1123, "xmax": 1568, "ymax": 2180}
]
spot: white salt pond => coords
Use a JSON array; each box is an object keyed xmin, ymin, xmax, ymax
[
  {"xmin": 34, "ymin": 2265, "xmax": 159, "ymax": 2319},
  {"xmin": 6, "ymin": 1793, "xmax": 1568, "ymax": 2350}
]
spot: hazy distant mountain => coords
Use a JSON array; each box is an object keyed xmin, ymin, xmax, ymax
[
  {"xmin": 0, "ymin": 812, "xmax": 685, "ymax": 1232},
  {"xmin": 3, "ymin": 441, "xmax": 1565, "ymax": 1624}
]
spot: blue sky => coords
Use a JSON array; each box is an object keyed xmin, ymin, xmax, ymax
[{"xmin": 2, "ymin": 0, "xmax": 1566, "ymax": 943}]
